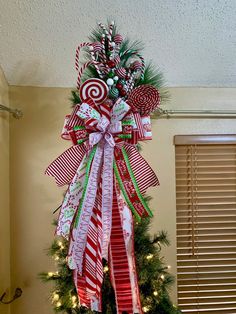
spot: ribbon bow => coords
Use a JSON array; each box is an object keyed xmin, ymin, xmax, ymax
[{"xmin": 45, "ymin": 98, "xmax": 159, "ymax": 313}]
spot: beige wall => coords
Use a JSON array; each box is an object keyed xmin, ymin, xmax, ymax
[
  {"xmin": 0, "ymin": 67, "xmax": 10, "ymax": 314},
  {"xmin": 7, "ymin": 85, "xmax": 236, "ymax": 314}
]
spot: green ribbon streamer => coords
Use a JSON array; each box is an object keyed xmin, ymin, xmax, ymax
[
  {"xmin": 114, "ymin": 147, "xmax": 153, "ymax": 220},
  {"xmin": 121, "ymin": 147, "xmax": 153, "ymax": 217},
  {"xmin": 113, "ymin": 160, "xmax": 141, "ymax": 222}
]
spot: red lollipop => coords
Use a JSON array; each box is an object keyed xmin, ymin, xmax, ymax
[
  {"xmin": 80, "ymin": 78, "xmax": 108, "ymax": 104},
  {"xmin": 127, "ymin": 85, "xmax": 160, "ymax": 115}
]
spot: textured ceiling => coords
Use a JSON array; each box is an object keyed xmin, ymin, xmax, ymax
[{"xmin": 0, "ymin": 0, "xmax": 236, "ymax": 87}]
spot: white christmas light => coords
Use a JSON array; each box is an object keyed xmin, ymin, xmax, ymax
[
  {"xmin": 48, "ymin": 272, "xmax": 54, "ymax": 277},
  {"xmin": 56, "ymin": 301, "xmax": 62, "ymax": 308},
  {"xmin": 54, "ymin": 255, "xmax": 59, "ymax": 261},
  {"xmin": 160, "ymin": 274, "xmax": 165, "ymax": 280},
  {"xmin": 58, "ymin": 241, "xmax": 64, "ymax": 249},
  {"xmin": 103, "ymin": 266, "xmax": 109, "ymax": 273},
  {"xmin": 146, "ymin": 254, "xmax": 153, "ymax": 260},
  {"xmin": 143, "ymin": 306, "xmax": 149, "ymax": 312},
  {"xmin": 167, "ymin": 265, "xmax": 171, "ymax": 269},
  {"xmin": 52, "ymin": 293, "xmax": 60, "ymax": 301},
  {"xmin": 153, "ymin": 291, "xmax": 158, "ymax": 296},
  {"xmin": 71, "ymin": 296, "xmax": 77, "ymax": 303}
]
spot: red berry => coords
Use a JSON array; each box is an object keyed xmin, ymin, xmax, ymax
[
  {"xmin": 107, "ymin": 60, "xmax": 116, "ymax": 68},
  {"xmin": 116, "ymin": 83, "xmax": 123, "ymax": 90},
  {"xmin": 125, "ymin": 75, "xmax": 130, "ymax": 80},
  {"xmin": 119, "ymin": 89, "xmax": 127, "ymax": 97}
]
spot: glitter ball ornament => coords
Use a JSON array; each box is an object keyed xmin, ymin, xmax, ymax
[
  {"xmin": 127, "ymin": 85, "xmax": 160, "ymax": 115},
  {"xmin": 91, "ymin": 42, "xmax": 102, "ymax": 53},
  {"xmin": 113, "ymin": 34, "xmax": 123, "ymax": 45},
  {"xmin": 131, "ymin": 60, "xmax": 143, "ymax": 71},
  {"xmin": 106, "ymin": 78, "xmax": 114, "ymax": 86},
  {"xmin": 115, "ymin": 67, "xmax": 126, "ymax": 79},
  {"xmin": 109, "ymin": 87, "xmax": 119, "ymax": 99},
  {"xmin": 107, "ymin": 60, "xmax": 116, "ymax": 68},
  {"xmin": 119, "ymin": 89, "xmax": 127, "ymax": 97},
  {"xmin": 108, "ymin": 71, "xmax": 115, "ymax": 78},
  {"xmin": 116, "ymin": 83, "xmax": 123, "ymax": 90}
]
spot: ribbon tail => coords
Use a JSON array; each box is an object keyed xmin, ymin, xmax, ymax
[
  {"xmin": 56, "ymin": 156, "xmax": 87, "ymax": 238},
  {"xmin": 101, "ymin": 142, "xmax": 114, "ymax": 260},
  {"xmin": 68, "ymin": 144, "xmax": 103, "ymax": 274},
  {"xmin": 109, "ymin": 183, "xmax": 143, "ymax": 314}
]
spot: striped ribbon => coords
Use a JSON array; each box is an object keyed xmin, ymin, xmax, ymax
[{"xmin": 45, "ymin": 97, "xmax": 159, "ymax": 313}]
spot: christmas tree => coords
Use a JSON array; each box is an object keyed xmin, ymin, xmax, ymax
[
  {"xmin": 40, "ymin": 217, "xmax": 181, "ymax": 314},
  {"xmin": 41, "ymin": 21, "xmax": 181, "ymax": 313}
]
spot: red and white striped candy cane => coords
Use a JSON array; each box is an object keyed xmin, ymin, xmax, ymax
[
  {"xmin": 89, "ymin": 46, "xmax": 104, "ymax": 79},
  {"xmin": 136, "ymin": 53, "xmax": 145, "ymax": 80},
  {"xmin": 75, "ymin": 42, "xmax": 92, "ymax": 71},
  {"xmin": 126, "ymin": 72, "xmax": 136, "ymax": 95},
  {"xmin": 98, "ymin": 22, "xmax": 108, "ymax": 35},
  {"xmin": 107, "ymin": 21, "xmax": 114, "ymax": 51},
  {"xmin": 77, "ymin": 61, "xmax": 100, "ymax": 89}
]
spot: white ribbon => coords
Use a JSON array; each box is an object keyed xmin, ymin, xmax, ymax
[{"xmin": 68, "ymin": 99, "xmax": 130, "ymax": 272}]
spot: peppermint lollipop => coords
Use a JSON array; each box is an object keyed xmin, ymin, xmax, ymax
[
  {"xmin": 80, "ymin": 78, "xmax": 108, "ymax": 104},
  {"xmin": 127, "ymin": 85, "xmax": 160, "ymax": 115}
]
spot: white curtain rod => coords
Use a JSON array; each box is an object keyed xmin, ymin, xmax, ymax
[
  {"xmin": 0, "ymin": 104, "xmax": 23, "ymax": 119},
  {"xmin": 153, "ymin": 107, "xmax": 236, "ymax": 119}
]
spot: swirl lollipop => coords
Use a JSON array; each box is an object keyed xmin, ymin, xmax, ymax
[
  {"xmin": 80, "ymin": 78, "xmax": 108, "ymax": 104},
  {"xmin": 127, "ymin": 85, "xmax": 160, "ymax": 115}
]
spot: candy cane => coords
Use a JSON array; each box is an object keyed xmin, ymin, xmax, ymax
[
  {"xmin": 107, "ymin": 21, "xmax": 114, "ymax": 52},
  {"xmin": 136, "ymin": 53, "xmax": 145, "ymax": 80},
  {"xmin": 126, "ymin": 72, "xmax": 136, "ymax": 95},
  {"xmin": 99, "ymin": 34, "xmax": 108, "ymax": 65},
  {"xmin": 98, "ymin": 22, "xmax": 108, "ymax": 35},
  {"xmin": 89, "ymin": 46, "xmax": 104, "ymax": 79},
  {"xmin": 77, "ymin": 61, "xmax": 100, "ymax": 89},
  {"xmin": 75, "ymin": 42, "xmax": 92, "ymax": 71}
]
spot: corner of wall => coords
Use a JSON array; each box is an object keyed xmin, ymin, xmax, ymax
[{"xmin": 0, "ymin": 65, "xmax": 11, "ymax": 314}]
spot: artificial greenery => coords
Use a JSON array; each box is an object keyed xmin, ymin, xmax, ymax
[
  {"xmin": 40, "ymin": 218, "xmax": 181, "ymax": 314},
  {"xmin": 40, "ymin": 22, "xmax": 179, "ymax": 313}
]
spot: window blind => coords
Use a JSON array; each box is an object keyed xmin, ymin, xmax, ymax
[{"xmin": 175, "ymin": 135, "xmax": 236, "ymax": 314}]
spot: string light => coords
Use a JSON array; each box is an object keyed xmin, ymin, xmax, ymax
[
  {"xmin": 71, "ymin": 296, "xmax": 77, "ymax": 303},
  {"xmin": 103, "ymin": 266, "xmax": 109, "ymax": 273},
  {"xmin": 142, "ymin": 306, "xmax": 149, "ymax": 312},
  {"xmin": 56, "ymin": 301, "xmax": 62, "ymax": 308},
  {"xmin": 58, "ymin": 241, "xmax": 64, "ymax": 249},
  {"xmin": 48, "ymin": 272, "xmax": 54, "ymax": 277},
  {"xmin": 167, "ymin": 265, "xmax": 171, "ymax": 269},
  {"xmin": 146, "ymin": 254, "xmax": 153, "ymax": 260},
  {"xmin": 54, "ymin": 255, "xmax": 59, "ymax": 261},
  {"xmin": 160, "ymin": 274, "xmax": 165, "ymax": 280},
  {"xmin": 52, "ymin": 293, "xmax": 60, "ymax": 301},
  {"xmin": 72, "ymin": 303, "xmax": 77, "ymax": 308},
  {"xmin": 153, "ymin": 291, "xmax": 158, "ymax": 296}
]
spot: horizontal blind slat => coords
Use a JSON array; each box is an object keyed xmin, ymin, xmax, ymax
[{"xmin": 175, "ymin": 139, "xmax": 236, "ymax": 313}]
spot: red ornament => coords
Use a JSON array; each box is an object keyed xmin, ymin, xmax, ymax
[
  {"xmin": 116, "ymin": 83, "xmax": 123, "ymax": 90},
  {"xmin": 107, "ymin": 60, "xmax": 116, "ymax": 68},
  {"xmin": 127, "ymin": 85, "xmax": 160, "ymax": 115},
  {"xmin": 119, "ymin": 89, "xmax": 127, "ymax": 97}
]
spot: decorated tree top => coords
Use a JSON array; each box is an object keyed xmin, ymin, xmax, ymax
[{"xmin": 45, "ymin": 21, "xmax": 172, "ymax": 314}]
